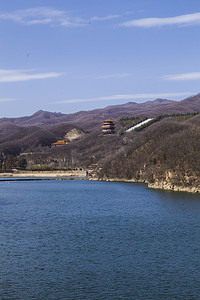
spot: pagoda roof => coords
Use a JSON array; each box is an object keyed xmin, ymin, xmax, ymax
[{"xmin": 104, "ymin": 119, "xmax": 114, "ymax": 122}]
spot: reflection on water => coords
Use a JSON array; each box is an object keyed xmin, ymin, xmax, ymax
[{"xmin": 0, "ymin": 180, "xmax": 200, "ymax": 299}]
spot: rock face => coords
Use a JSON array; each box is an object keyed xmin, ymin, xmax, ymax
[
  {"xmin": 147, "ymin": 170, "xmax": 200, "ymax": 193},
  {"xmin": 148, "ymin": 182, "xmax": 200, "ymax": 193},
  {"xmin": 65, "ymin": 128, "xmax": 85, "ymax": 142}
]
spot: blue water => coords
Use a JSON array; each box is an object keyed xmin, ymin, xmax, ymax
[{"xmin": 0, "ymin": 180, "xmax": 200, "ymax": 299}]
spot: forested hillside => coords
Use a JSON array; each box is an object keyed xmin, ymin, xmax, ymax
[{"xmin": 99, "ymin": 115, "xmax": 200, "ymax": 192}]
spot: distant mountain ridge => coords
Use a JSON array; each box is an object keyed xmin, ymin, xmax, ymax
[{"xmin": 1, "ymin": 93, "xmax": 200, "ymax": 130}]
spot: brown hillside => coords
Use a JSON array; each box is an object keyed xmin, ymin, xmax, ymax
[{"xmin": 1, "ymin": 93, "xmax": 200, "ymax": 130}]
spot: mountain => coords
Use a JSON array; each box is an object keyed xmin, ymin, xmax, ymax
[
  {"xmin": 0, "ymin": 110, "xmax": 65, "ymax": 128},
  {"xmin": 1, "ymin": 93, "xmax": 200, "ymax": 193},
  {"xmin": 0, "ymin": 95, "xmax": 198, "ymax": 130},
  {"xmin": 0, "ymin": 93, "xmax": 200, "ymax": 157},
  {"xmin": 163, "ymin": 93, "xmax": 200, "ymax": 114},
  {"xmin": 1, "ymin": 93, "xmax": 200, "ymax": 130}
]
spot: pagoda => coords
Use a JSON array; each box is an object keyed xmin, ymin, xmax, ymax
[{"xmin": 102, "ymin": 119, "xmax": 115, "ymax": 134}]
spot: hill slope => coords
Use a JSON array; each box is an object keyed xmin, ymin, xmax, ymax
[
  {"xmin": 99, "ymin": 115, "xmax": 200, "ymax": 192},
  {"xmin": 2, "ymin": 94, "xmax": 200, "ymax": 130},
  {"xmin": 1, "ymin": 93, "xmax": 200, "ymax": 130},
  {"xmin": 0, "ymin": 122, "xmax": 80, "ymax": 156}
]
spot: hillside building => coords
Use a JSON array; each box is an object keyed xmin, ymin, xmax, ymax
[
  {"xmin": 102, "ymin": 119, "xmax": 115, "ymax": 134},
  {"xmin": 51, "ymin": 139, "xmax": 68, "ymax": 147}
]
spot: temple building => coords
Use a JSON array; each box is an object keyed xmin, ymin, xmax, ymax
[
  {"xmin": 51, "ymin": 139, "xmax": 68, "ymax": 147},
  {"xmin": 102, "ymin": 119, "xmax": 115, "ymax": 134}
]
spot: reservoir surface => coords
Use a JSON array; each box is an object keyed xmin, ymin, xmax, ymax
[{"xmin": 1, "ymin": 180, "xmax": 200, "ymax": 299}]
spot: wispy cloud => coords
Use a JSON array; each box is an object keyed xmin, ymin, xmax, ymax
[
  {"xmin": 163, "ymin": 72, "xmax": 200, "ymax": 81},
  {"xmin": 0, "ymin": 98, "xmax": 17, "ymax": 103},
  {"xmin": 0, "ymin": 7, "xmax": 87, "ymax": 27},
  {"xmin": 120, "ymin": 12, "xmax": 200, "ymax": 28},
  {"xmin": 0, "ymin": 7, "xmax": 122, "ymax": 27},
  {"xmin": 55, "ymin": 92, "xmax": 193, "ymax": 104},
  {"xmin": 91, "ymin": 14, "xmax": 120, "ymax": 22},
  {"xmin": 96, "ymin": 73, "xmax": 131, "ymax": 79},
  {"xmin": 0, "ymin": 69, "xmax": 64, "ymax": 83}
]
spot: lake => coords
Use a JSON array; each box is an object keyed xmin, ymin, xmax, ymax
[{"xmin": 1, "ymin": 180, "xmax": 200, "ymax": 299}]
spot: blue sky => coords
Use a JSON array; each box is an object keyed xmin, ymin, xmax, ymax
[{"xmin": 1, "ymin": 0, "xmax": 200, "ymax": 117}]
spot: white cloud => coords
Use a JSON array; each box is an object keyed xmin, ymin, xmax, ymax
[
  {"xmin": 0, "ymin": 7, "xmax": 87, "ymax": 27},
  {"xmin": 0, "ymin": 7, "xmax": 121, "ymax": 27},
  {"xmin": 0, "ymin": 69, "xmax": 64, "ymax": 83},
  {"xmin": 163, "ymin": 72, "xmax": 200, "ymax": 81},
  {"xmin": 120, "ymin": 12, "xmax": 200, "ymax": 28},
  {"xmin": 91, "ymin": 14, "xmax": 120, "ymax": 22},
  {"xmin": 96, "ymin": 73, "xmax": 131, "ymax": 79},
  {"xmin": 55, "ymin": 92, "xmax": 193, "ymax": 104},
  {"xmin": 0, "ymin": 98, "xmax": 17, "ymax": 103}
]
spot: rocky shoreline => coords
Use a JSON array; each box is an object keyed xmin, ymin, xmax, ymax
[
  {"xmin": 96, "ymin": 177, "xmax": 200, "ymax": 194},
  {"xmin": 148, "ymin": 182, "xmax": 200, "ymax": 193}
]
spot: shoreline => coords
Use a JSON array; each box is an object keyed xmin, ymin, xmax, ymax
[
  {"xmin": 96, "ymin": 177, "xmax": 200, "ymax": 194},
  {"xmin": 0, "ymin": 170, "xmax": 87, "ymax": 178},
  {"xmin": 148, "ymin": 182, "xmax": 200, "ymax": 194},
  {"xmin": 0, "ymin": 171, "xmax": 199, "ymax": 193}
]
